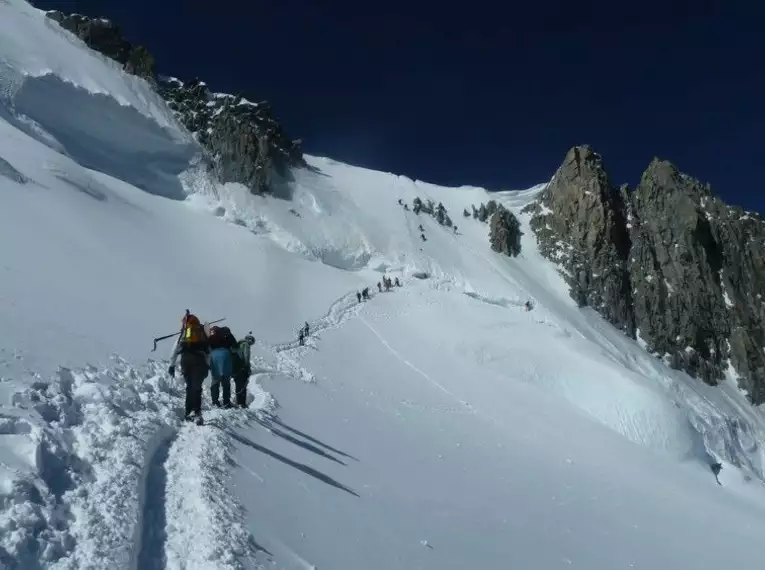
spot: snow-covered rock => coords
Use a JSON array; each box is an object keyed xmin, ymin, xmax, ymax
[{"xmin": 44, "ymin": 8, "xmax": 305, "ymax": 196}]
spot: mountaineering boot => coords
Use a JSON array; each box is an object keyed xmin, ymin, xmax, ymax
[{"xmin": 187, "ymin": 410, "xmax": 204, "ymax": 425}]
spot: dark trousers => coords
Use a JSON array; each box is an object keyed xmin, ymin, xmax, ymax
[
  {"xmin": 211, "ymin": 375, "xmax": 231, "ymax": 405},
  {"xmin": 233, "ymin": 370, "xmax": 250, "ymax": 407},
  {"xmin": 181, "ymin": 352, "xmax": 208, "ymax": 416}
]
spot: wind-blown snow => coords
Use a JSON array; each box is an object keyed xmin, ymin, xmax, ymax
[{"xmin": 2, "ymin": 1, "xmax": 765, "ymax": 568}]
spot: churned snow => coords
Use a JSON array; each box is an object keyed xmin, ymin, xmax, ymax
[{"xmin": 2, "ymin": 1, "xmax": 765, "ymax": 568}]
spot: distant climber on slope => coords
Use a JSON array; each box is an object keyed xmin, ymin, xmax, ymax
[
  {"xmin": 303, "ymin": 321, "xmax": 310, "ymax": 338},
  {"xmin": 377, "ymin": 282, "xmax": 382, "ymax": 293},
  {"xmin": 208, "ymin": 325, "xmax": 238, "ymax": 408},
  {"xmin": 356, "ymin": 291, "xmax": 362, "ymax": 303},
  {"xmin": 298, "ymin": 328, "xmax": 305, "ymax": 346},
  {"xmin": 232, "ymin": 333, "xmax": 255, "ymax": 408},
  {"xmin": 395, "ymin": 277, "xmax": 401, "ymax": 287},
  {"xmin": 168, "ymin": 310, "xmax": 210, "ymax": 424}
]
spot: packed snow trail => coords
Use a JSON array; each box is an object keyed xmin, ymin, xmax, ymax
[
  {"xmin": 133, "ymin": 427, "xmax": 175, "ymax": 570},
  {"xmin": 163, "ymin": 410, "xmax": 265, "ymax": 570},
  {"xmin": 273, "ymin": 291, "xmax": 367, "ymax": 354},
  {"xmin": 0, "ymin": 354, "xmax": 274, "ymax": 570},
  {"xmin": 266, "ymin": 289, "xmax": 374, "ymax": 383}
]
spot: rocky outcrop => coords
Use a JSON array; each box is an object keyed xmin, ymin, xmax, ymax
[
  {"xmin": 627, "ymin": 160, "xmax": 728, "ymax": 385},
  {"xmin": 464, "ymin": 199, "xmax": 522, "ymax": 257},
  {"xmin": 489, "ymin": 205, "xmax": 522, "ymax": 257},
  {"xmin": 45, "ymin": 11, "xmax": 155, "ymax": 81},
  {"xmin": 475, "ymin": 200, "xmax": 498, "ymax": 223},
  {"xmin": 434, "ymin": 202, "xmax": 453, "ymax": 227},
  {"xmin": 523, "ymin": 146, "xmax": 634, "ymax": 334},
  {"xmin": 524, "ymin": 145, "xmax": 765, "ymax": 403},
  {"xmin": 157, "ymin": 78, "xmax": 305, "ymax": 194},
  {"xmin": 629, "ymin": 160, "xmax": 765, "ymax": 400},
  {"xmin": 45, "ymin": 10, "xmax": 305, "ymax": 194}
]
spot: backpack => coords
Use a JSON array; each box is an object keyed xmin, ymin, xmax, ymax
[
  {"xmin": 236, "ymin": 339, "xmax": 251, "ymax": 363},
  {"xmin": 232, "ymin": 339, "xmax": 251, "ymax": 374},
  {"xmin": 209, "ymin": 325, "xmax": 237, "ymax": 350},
  {"xmin": 182, "ymin": 314, "xmax": 207, "ymax": 344}
]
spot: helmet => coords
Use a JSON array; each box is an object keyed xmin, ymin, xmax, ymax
[
  {"xmin": 244, "ymin": 334, "xmax": 255, "ymax": 346},
  {"xmin": 209, "ymin": 325, "xmax": 221, "ymax": 336}
]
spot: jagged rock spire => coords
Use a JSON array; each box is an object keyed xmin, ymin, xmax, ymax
[{"xmin": 524, "ymin": 145, "xmax": 765, "ymax": 404}]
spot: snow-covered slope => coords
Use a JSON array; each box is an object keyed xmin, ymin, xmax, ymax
[{"xmin": 2, "ymin": 1, "xmax": 765, "ymax": 568}]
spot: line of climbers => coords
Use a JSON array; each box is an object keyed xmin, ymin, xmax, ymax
[
  {"xmin": 293, "ymin": 277, "xmax": 401, "ymax": 347},
  {"xmin": 298, "ymin": 321, "xmax": 310, "ymax": 346},
  {"xmin": 378, "ymin": 275, "xmax": 400, "ymax": 293},
  {"xmin": 168, "ymin": 311, "xmax": 255, "ymax": 424},
  {"xmin": 354, "ymin": 275, "xmax": 402, "ymax": 304}
]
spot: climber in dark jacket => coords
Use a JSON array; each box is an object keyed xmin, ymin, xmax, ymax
[{"xmin": 168, "ymin": 311, "xmax": 210, "ymax": 422}]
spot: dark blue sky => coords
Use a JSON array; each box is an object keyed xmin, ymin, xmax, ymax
[{"xmin": 38, "ymin": 0, "xmax": 763, "ymax": 210}]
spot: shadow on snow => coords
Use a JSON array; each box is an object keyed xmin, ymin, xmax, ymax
[
  {"xmin": 255, "ymin": 416, "xmax": 347, "ymax": 466},
  {"xmin": 226, "ymin": 429, "xmax": 360, "ymax": 498},
  {"xmin": 265, "ymin": 415, "xmax": 359, "ymax": 462}
]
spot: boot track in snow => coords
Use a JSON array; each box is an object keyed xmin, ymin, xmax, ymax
[
  {"xmin": 132, "ymin": 427, "xmax": 175, "ymax": 570},
  {"xmin": 0, "ymin": 357, "xmax": 274, "ymax": 570}
]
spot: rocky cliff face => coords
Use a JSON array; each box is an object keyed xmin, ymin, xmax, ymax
[
  {"xmin": 45, "ymin": 11, "xmax": 155, "ymax": 81},
  {"xmin": 489, "ymin": 205, "xmax": 522, "ymax": 257},
  {"xmin": 157, "ymin": 77, "xmax": 305, "ymax": 194},
  {"xmin": 45, "ymin": 10, "xmax": 305, "ymax": 194},
  {"xmin": 524, "ymin": 145, "xmax": 765, "ymax": 403}
]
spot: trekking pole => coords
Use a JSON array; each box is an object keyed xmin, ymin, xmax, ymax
[{"xmin": 151, "ymin": 317, "xmax": 226, "ymax": 351}]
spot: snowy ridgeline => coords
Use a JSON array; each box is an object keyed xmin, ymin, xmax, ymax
[{"xmin": 2, "ymin": 0, "xmax": 765, "ymax": 569}]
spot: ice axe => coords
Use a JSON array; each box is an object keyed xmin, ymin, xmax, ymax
[{"xmin": 152, "ymin": 316, "xmax": 226, "ymax": 352}]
